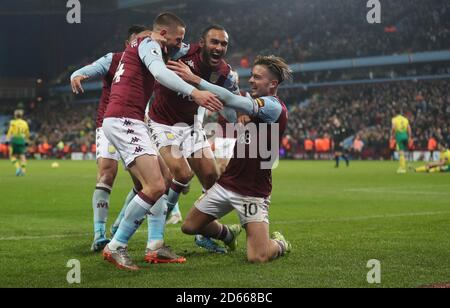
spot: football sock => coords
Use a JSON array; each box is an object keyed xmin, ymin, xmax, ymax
[
  {"xmin": 274, "ymin": 239, "xmax": 288, "ymax": 257},
  {"xmin": 216, "ymin": 225, "xmax": 233, "ymax": 244},
  {"xmin": 171, "ymin": 203, "xmax": 181, "ymax": 215},
  {"xmin": 335, "ymin": 155, "xmax": 339, "ymax": 168},
  {"xmin": 429, "ymin": 167, "xmax": 440, "ymax": 173},
  {"xmin": 109, "ymin": 192, "xmax": 154, "ymax": 250},
  {"xmin": 112, "ymin": 188, "xmax": 138, "ymax": 230},
  {"xmin": 342, "ymin": 155, "xmax": 349, "ymax": 166},
  {"xmin": 399, "ymin": 153, "xmax": 406, "ymax": 170},
  {"xmin": 147, "ymin": 194, "xmax": 168, "ymax": 250},
  {"xmin": 415, "ymin": 166, "xmax": 427, "ymax": 173},
  {"xmin": 11, "ymin": 158, "xmax": 20, "ymax": 170},
  {"xmin": 167, "ymin": 180, "xmax": 190, "ymax": 215},
  {"xmin": 92, "ymin": 183, "xmax": 111, "ymax": 240}
]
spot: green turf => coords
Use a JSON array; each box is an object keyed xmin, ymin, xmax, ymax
[{"xmin": 0, "ymin": 160, "xmax": 449, "ymax": 288}]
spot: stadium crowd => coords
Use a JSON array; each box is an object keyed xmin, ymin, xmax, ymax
[
  {"xmin": 281, "ymin": 80, "xmax": 450, "ymax": 159},
  {"xmin": 84, "ymin": 0, "xmax": 450, "ymax": 69},
  {"xmin": 0, "ymin": 102, "xmax": 96, "ymax": 159},
  {"xmin": 2, "ymin": 0, "xmax": 449, "ymax": 160},
  {"xmin": 1, "ymin": 80, "xmax": 448, "ymax": 160},
  {"xmin": 57, "ymin": 0, "xmax": 450, "ymax": 83}
]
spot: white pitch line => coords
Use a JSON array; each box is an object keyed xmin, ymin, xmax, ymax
[
  {"xmin": 0, "ymin": 227, "xmax": 178, "ymax": 242},
  {"xmin": 345, "ymin": 188, "xmax": 450, "ymax": 196},
  {"xmin": 2, "ymin": 211, "xmax": 450, "ymax": 241},
  {"xmin": 275, "ymin": 211, "xmax": 450, "ymax": 225}
]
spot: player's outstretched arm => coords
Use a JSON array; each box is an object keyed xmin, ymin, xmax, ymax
[
  {"xmin": 167, "ymin": 60, "xmax": 258, "ymax": 117},
  {"xmin": 168, "ymin": 60, "xmax": 284, "ymax": 124},
  {"xmin": 70, "ymin": 53, "xmax": 114, "ymax": 94},
  {"xmin": 138, "ymin": 38, "xmax": 222, "ymax": 112}
]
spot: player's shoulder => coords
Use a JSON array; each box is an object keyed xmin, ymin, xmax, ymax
[
  {"xmin": 257, "ymin": 96, "xmax": 286, "ymax": 109},
  {"xmin": 187, "ymin": 43, "xmax": 201, "ymax": 56},
  {"xmin": 112, "ymin": 51, "xmax": 123, "ymax": 59},
  {"xmin": 255, "ymin": 95, "xmax": 286, "ymax": 122},
  {"xmin": 131, "ymin": 36, "xmax": 157, "ymax": 50},
  {"xmin": 216, "ymin": 60, "xmax": 232, "ymax": 76},
  {"xmin": 171, "ymin": 43, "xmax": 192, "ymax": 60}
]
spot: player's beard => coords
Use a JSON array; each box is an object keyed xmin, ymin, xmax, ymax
[
  {"xmin": 167, "ymin": 47, "xmax": 181, "ymax": 63},
  {"xmin": 162, "ymin": 51, "xmax": 169, "ymax": 64},
  {"xmin": 201, "ymin": 48, "xmax": 222, "ymax": 68}
]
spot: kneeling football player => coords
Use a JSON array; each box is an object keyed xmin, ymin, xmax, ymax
[{"xmin": 168, "ymin": 55, "xmax": 292, "ymax": 262}]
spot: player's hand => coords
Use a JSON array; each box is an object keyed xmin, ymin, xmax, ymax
[
  {"xmin": 71, "ymin": 75, "xmax": 88, "ymax": 94},
  {"xmin": 167, "ymin": 60, "xmax": 201, "ymax": 85},
  {"xmin": 191, "ymin": 89, "xmax": 223, "ymax": 112},
  {"xmin": 238, "ymin": 114, "xmax": 251, "ymax": 125}
]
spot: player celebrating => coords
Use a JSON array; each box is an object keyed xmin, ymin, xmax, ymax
[
  {"xmin": 144, "ymin": 25, "xmax": 239, "ymax": 257},
  {"xmin": 101, "ymin": 13, "xmax": 222, "ymax": 270},
  {"xmin": 71, "ymin": 25, "xmax": 150, "ymax": 252},
  {"xmin": 6, "ymin": 109, "xmax": 30, "ymax": 176},
  {"xmin": 168, "ymin": 55, "xmax": 292, "ymax": 263},
  {"xmin": 413, "ymin": 141, "xmax": 450, "ymax": 173},
  {"xmin": 332, "ymin": 117, "xmax": 350, "ymax": 168},
  {"xmin": 391, "ymin": 107, "xmax": 412, "ymax": 174}
]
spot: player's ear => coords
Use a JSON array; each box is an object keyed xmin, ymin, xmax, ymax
[
  {"xmin": 270, "ymin": 79, "xmax": 278, "ymax": 91},
  {"xmin": 159, "ymin": 29, "xmax": 167, "ymax": 36}
]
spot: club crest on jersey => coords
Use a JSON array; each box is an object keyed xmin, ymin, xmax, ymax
[
  {"xmin": 255, "ymin": 98, "xmax": 265, "ymax": 108},
  {"xmin": 209, "ymin": 72, "xmax": 220, "ymax": 84},
  {"xmin": 165, "ymin": 132, "xmax": 176, "ymax": 140}
]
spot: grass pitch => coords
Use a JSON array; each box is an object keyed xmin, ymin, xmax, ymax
[{"xmin": 0, "ymin": 160, "xmax": 449, "ymax": 288}]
